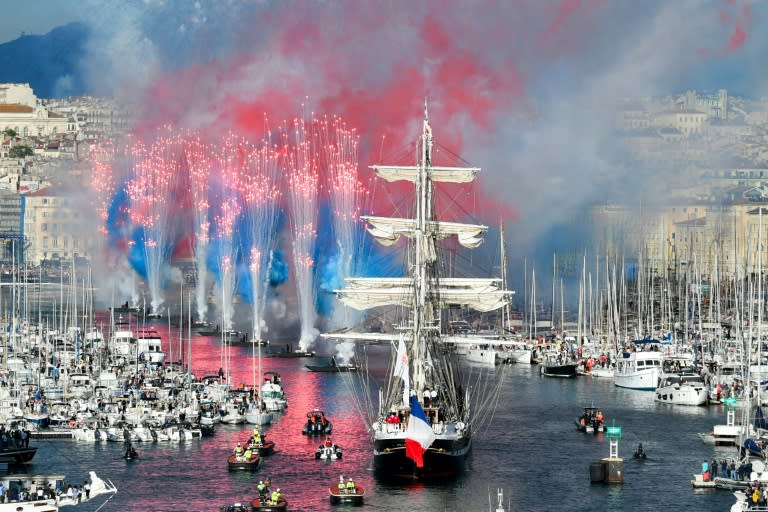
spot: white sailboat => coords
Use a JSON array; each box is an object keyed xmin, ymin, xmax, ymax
[{"xmin": 325, "ymin": 102, "xmax": 513, "ymax": 479}]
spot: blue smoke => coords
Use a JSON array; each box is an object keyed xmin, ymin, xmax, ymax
[
  {"xmin": 105, "ymin": 187, "xmax": 130, "ymax": 247},
  {"xmin": 128, "ymin": 226, "xmax": 148, "ymax": 279},
  {"xmin": 269, "ymin": 250, "xmax": 289, "ymax": 287}
]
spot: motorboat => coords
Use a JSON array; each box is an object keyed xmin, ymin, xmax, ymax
[
  {"xmin": 227, "ymin": 452, "xmax": 261, "ymax": 471},
  {"xmin": 329, "ymin": 478, "xmax": 364, "ymax": 505},
  {"xmin": 305, "ymin": 357, "xmax": 357, "ymax": 372},
  {"xmin": 575, "ymin": 406, "xmax": 605, "ymax": 433},
  {"xmin": 698, "ymin": 405, "xmax": 749, "ymax": 446},
  {"xmin": 260, "ymin": 372, "xmax": 288, "ymax": 412},
  {"xmin": 654, "ymin": 372, "xmax": 708, "ymax": 406},
  {"xmin": 220, "ymin": 504, "xmax": 249, "ymax": 512},
  {"xmin": 302, "ymin": 408, "xmax": 332, "ymax": 436},
  {"xmin": 245, "ymin": 437, "xmax": 275, "ymax": 457},
  {"xmin": 316, "ymin": 439, "xmax": 343, "ymax": 460},
  {"xmin": 541, "ymin": 357, "xmax": 578, "ymax": 378},
  {"xmin": 614, "ymin": 349, "xmax": 663, "ymax": 390}
]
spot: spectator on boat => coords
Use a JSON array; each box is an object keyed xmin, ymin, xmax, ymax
[
  {"xmin": 0, "ymin": 481, "xmax": 5, "ymax": 503},
  {"xmin": 83, "ymin": 481, "xmax": 90, "ymax": 500},
  {"xmin": 338, "ymin": 475, "xmax": 346, "ymax": 494},
  {"xmin": 270, "ymin": 488, "xmax": 281, "ymax": 505},
  {"xmin": 325, "ymin": 437, "xmax": 333, "ymax": 448},
  {"xmin": 252, "ymin": 429, "xmax": 262, "ymax": 445},
  {"xmin": 721, "ymin": 460, "xmax": 728, "ymax": 477},
  {"xmin": 346, "ymin": 477, "xmax": 356, "ymax": 493},
  {"xmin": 243, "ymin": 447, "xmax": 253, "ymax": 461},
  {"xmin": 730, "ymin": 460, "xmax": 738, "ymax": 480},
  {"xmin": 234, "ymin": 443, "xmax": 243, "ymax": 457},
  {"xmin": 257, "ymin": 481, "xmax": 267, "ymax": 501}
]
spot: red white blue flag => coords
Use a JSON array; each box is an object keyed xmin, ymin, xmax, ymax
[{"xmin": 405, "ymin": 394, "xmax": 436, "ymax": 468}]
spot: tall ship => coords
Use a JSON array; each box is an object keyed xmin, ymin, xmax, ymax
[{"xmin": 326, "ymin": 103, "xmax": 513, "ymax": 480}]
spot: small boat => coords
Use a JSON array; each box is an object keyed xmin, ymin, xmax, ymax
[
  {"xmin": 305, "ymin": 357, "xmax": 357, "ymax": 373},
  {"xmin": 246, "ymin": 439, "xmax": 276, "ymax": 456},
  {"xmin": 316, "ymin": 440, "xmax": 343, "ymax": 460},
  {"xmin": 541, "ymin": 360, "xmax": 578, "ymax": 378},
  {"xmin": 251, "ymin": 491, "xmax": 287, "ymax": 511},
  {"xmin": 632, "ymin": 443, "xmax": 647, "ymax": 460},
  {"xmin": 219, "ymin": 504, "xmax": 249, "ymax": 512},
  {"xmin": 575, "ymin": 406, "xmax": 605, "ymax": 434},
  {"xmin": 268, "ymin": 349, "xmax": 315, "ymax": 358},
  {"xmin": 654, "ymin": 373, "xmax": 708, "ymax": 406},
  {"xmin": 0, "ymin": 445, "xmax": 37, "ymax": 465},
  {"xmin": 302, "ymin": 408, "xmax": 332, "ymax": 436},
  {"xmin": 227, "ymin": 453, "xmax": 261, "ymax": 471},
  {"xmin": 329, "ymin": 480, "xmax": 365, "ymax": 505}
]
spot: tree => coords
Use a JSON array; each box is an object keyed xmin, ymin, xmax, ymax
[
  {"xmin": 2, "ymin": 129, "xmax": 15, "ymax": 138},
  {"xmin": 8, "ymin": 145, "xmax": 33, "ymax": 158}
]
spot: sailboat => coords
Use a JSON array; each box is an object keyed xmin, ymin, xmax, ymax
[{"xmin": 325, "ymin": 102, "xmax": 513, "ymax": 480}]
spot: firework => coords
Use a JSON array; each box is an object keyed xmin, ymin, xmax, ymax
[{"xmin": 284, "ymin": 115, "xmax": 320, "ymax": 351}]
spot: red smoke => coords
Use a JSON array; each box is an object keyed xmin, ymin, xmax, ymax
[
  {"xmin": 719, "ymin": 0, "xmax": 751, "ymax": 55},
  {"xmin": 132, "ymin": 1, "xmax": 748, "ymax": 227}
]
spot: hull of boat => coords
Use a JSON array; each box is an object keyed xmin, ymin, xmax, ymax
[
  {"xmin": 268, "ymin": 351, "xmax": 315, "ymax": 358},
  {"xmin": 227, "ymin": 454, "xmax": 261, "ymax": 471},
  {"xmin": 245, "ymin": 411, "xmax": 273, "ymax": 425},
  {"xmin": 250, "ymin": 498, "xmax": 287, "ymax": 511},
  {"xmin": 0, "ymin": 498, "xmax": 58, "ymax": 512},
  {"xmin": 329, "ymin": 486, "xmax": 364, "ymax": 505},
  {"xmin": 655, "ymin": 385, "xmax": 708, "ymax": 406},
  {"xmin": 372, "ymin": 436, "xmax": 471, "ymax": 480},
  {"xmin": 463, "ymin": 347, "xmax": 498, "ymax": 365},
  {"xmin": 614, "ymin": 368, "xmax": 661, "ymax": 390},
  {"xmin": 0, "ymin": 446, "xmax": 37, "ymax": 464},
  {"xmin": 304, "ymin": 364, "xmax": 356, "ymax": 372},
  {"xmin": 541, "ymin": 364, "xmax": 577, "ymax": 378},
  {"xmin": 505, "ymin": 349, "xmax": 532, "ymax": 364}
]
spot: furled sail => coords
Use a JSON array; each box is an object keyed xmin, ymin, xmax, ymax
[
  {"xmin": 371, "ymin": 165, "xmax": 479, "ymax": 184},
  {"xmin": 364, "ymin": 216, "xmax": 487, "ymax": 249},
  {"xmin": 336, "ymin": 277, "xmax": 509, "ymax": 312}
]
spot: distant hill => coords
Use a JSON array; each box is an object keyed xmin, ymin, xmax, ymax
[{"xmin": 0, "ymin": 22, "xmax": 90, "ymax": 99}]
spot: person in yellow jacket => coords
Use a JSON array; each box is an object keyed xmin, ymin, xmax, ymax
[
  {"xmin": 346, "ymin": 477, "xmax": 356, "ymax": 493},
  {"xmin": 337, "ymin": 475, "xmax": 346, "ymax": 494},
  {"xmin": 270, "ymin": 488, "xmax": 281, "ymax": 505}
]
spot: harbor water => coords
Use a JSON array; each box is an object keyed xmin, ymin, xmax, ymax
[{"xmin": 23, "ymin": 328, "xmax": 737, "ymax": 511}]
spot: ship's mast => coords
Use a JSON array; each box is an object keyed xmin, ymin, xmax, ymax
[{"xmin": 412, "ymin": 99, "xmax": 433, "ymax": 395}]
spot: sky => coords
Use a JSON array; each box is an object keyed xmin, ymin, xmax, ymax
[
  {"xmin": 0, "ymin": 1, "xmax": 81, "ymax": 43},
  {"xmin": 1, "ymin": 0, "xmax": 765, "ymax": 317}
]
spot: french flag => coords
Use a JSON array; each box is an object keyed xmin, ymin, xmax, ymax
[{"xmin": 406, "ymin": 394, "xmax": 436, "ymax": 468}]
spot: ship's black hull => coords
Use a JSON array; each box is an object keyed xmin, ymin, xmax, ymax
[
  {"xmin": 0, "ymin": 446, "xmax": 37, "ymax": 464},
  {"xmin": 541, "ymin": 363, "xmax": 578, "ymax": 378},
  {"xmin": 372, "ymin": 437, "xmax": 470, "ymax": 480}
]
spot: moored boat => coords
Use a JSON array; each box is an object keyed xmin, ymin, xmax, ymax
[
  {"xmin": 614, "ymin": 349, "xmax": 663, "ymax": 390},
  {"xmin": 541, "ymin": 358, "xmax": 578, "ymax": 378},
  {"xmin": 654, "ymin": 372, "xmax": 708, "ymax": 406}
]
